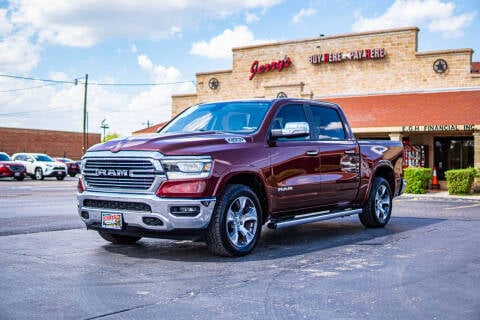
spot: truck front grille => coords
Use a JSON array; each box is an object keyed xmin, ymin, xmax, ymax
[{"xmin": 83, "ymin": 158, "xmax": 163, "ymax": 191}]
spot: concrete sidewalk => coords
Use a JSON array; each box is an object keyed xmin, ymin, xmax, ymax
[{"xmin": 400, "ymin": 190, "xmax": 480, "ymax": 201}]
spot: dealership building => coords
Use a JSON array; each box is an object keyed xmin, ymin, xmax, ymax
[{"xmin": 168, "ymin": 27, "xmax": 479, "ymax": 186}]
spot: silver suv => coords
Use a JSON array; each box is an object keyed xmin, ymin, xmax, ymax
[{"xmin": 12, "ymin": 153, "xmax": 67, "ymax": 180}]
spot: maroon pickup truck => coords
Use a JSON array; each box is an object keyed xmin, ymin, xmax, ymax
[{"xmin": 77, "ymin": 99, "xmax": 405, "ymax": 256}]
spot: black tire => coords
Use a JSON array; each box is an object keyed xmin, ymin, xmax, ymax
[
  {"xmin": 206, "ymin": 184, "xmax": 262, "ymax": 257},
  {"xmin": 14, "ymin": 177, "xmax": 24, "ymax": 181},
  {"xmin": 69, "ymin": 173, "xmax": 76, "ymax": 177},
  {"xmin": 98, "ymin": 231, "xmax": 141, "ymax": 244},
  {"xmin": 34, "ymin": 168, "xmax": 44, "ymax": 180},
  {"xmin": 56, "ymin": 175, "xmax": 65, "ymax": 181},
  {"xmin": 359, "ymin": 177, "xmax": 392, "ymax": 228}
]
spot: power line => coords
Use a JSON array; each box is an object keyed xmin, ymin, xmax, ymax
[
  {"xmin": 0, "ymin": 82, "xmax": 65, "ymax": 93},
  {"xmin": 0, "ymin": 107, "xmax": 82, "ymax": 116},
  {"xmin": 0, "ymin": 73, "xmax": 195, "ymax": 87},
  {"xmin": 0, "ymin": 74, "xmax": 78, "ymax": 84}
]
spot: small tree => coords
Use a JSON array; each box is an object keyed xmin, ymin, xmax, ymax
[{"xmin": 104, "ymin": 132, "xmax": 120, "ymax": 142}]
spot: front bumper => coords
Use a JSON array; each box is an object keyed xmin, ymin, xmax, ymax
[{"xmin": 77, "ymin": 191, "xmax": 216, "ymax": 238}]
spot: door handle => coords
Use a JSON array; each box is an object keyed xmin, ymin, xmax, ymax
[
  {"xmin": 306, "ymin": 150, "xmax": 319, "ymax": 156},
  {"xmin": 345, "ymin": 150, "xmax": 356, "ymax": 154}
]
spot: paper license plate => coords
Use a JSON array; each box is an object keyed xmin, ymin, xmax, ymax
[{"xmin": 101, "ymin": 212, "xmax": 123, "ymax": 230}]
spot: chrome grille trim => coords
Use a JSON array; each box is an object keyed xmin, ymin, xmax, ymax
[{"xmin": 82, "ymin": 151, "xmax": 166, "ymax": 193}]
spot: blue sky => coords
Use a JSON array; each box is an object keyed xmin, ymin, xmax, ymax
[{"xmin": 0, "ymin": 0, "xmax": 478, "ymax": 137}]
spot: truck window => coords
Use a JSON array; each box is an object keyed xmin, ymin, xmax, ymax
[
  {"xmin": 310, "ymin": 105, "xmax": 346, "ymax": 140},
  {"xmin": 272, "ymin": 104, "xmax": 309, "ymax": 141}
]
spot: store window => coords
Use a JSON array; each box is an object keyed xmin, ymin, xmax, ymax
[{"xmin": 434, "ymin": 137, "xmax": 474, "ymax": 179}]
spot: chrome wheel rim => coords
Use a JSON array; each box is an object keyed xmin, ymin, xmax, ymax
[
  {"xmin": 226, "ymin": 196, "xmax": 258, "ymax": 248},
  {"xmin": 35, "ymin": 169, "xmax": 42, "ymax": 179},
  {"xmin": 375, "ymin": 184, "xmax": 391, "ymax": 222}
]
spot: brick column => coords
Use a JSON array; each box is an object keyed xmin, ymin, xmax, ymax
[
  {"xmin": 474, "ymin": 130, "xmax": 480, "ymax": 169},
  {"xmin": 389, "ymin": 133, "xmax": 403, "ymax": 141}
]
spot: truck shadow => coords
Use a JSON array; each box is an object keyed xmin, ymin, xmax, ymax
[{"xmin": 102, "ymin": 216, "xmax": 446, "ymax": 262}]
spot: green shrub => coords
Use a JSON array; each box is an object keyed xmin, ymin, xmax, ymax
[
  {"xmin": 445, "ymin": 168, "xmax": 477, "ymax": 195},
  {"xmin": 404, "ymin": 167, "xmax": 432, "ymax": 194}
]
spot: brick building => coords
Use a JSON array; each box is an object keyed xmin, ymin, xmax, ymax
[
  {"xmin": 0, "ymin": 127, "xmax": 101, "ymax": 160},
  {"xmin": 170, "ymin": 27, "xmax": 480, "ymax": 185}
]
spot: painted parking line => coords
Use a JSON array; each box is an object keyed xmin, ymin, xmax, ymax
[{"xmin": 444, "ymin": 203, "xmax": 480, "ymax": 210}]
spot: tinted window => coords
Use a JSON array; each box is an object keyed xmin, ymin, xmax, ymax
[
  {"xmin": 0, "ymin": 153, "xmax": 10, "ymax": 161},
  {"xmin": 272, "ymin": 104, "xmax": 309, "ymax": 141},
  {"xmin": 310, "ymin": 105, "xmax": 346, "ymax": 140},
  {"xmin": 34, "ymin": 154, "xmax": 54, "ymax": 162}
]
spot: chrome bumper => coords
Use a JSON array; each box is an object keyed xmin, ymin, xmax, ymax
[{"xmin": 77, "ymin": 191, "xmax": 216, "ymax": 232}]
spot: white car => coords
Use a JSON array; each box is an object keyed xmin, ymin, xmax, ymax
[{"xmin": 12, "ymin": 153, "xmax": 67, "ymax": 180}]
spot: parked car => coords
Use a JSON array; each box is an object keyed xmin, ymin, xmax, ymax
[
  {"xmin": 55, "ymin": 157, "xmax": 81, "ymax": 177},
  {"xmin": 0, "ymin": 152, "xmax": 27, "ymax": 181},
  {"xmin": 12, "ymin": 153, "xmax": 67, "ymax": 180}
]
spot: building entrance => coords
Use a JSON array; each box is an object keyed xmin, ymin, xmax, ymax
[{"xmin": 434, "ymin": 137, "xmax": 474, "ymax": 179}]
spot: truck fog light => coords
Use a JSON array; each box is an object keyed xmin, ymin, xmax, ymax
[
  {"xmin": 170, "ymin": 206, "xmax": 200, "ymax": 217},
  {"xmin": 81, "ymin": 211, "xmax": 89, "ymax": 219},
  {"xmin": 142, "ymin": 217, "xmax": 164, "ymax": 226}
]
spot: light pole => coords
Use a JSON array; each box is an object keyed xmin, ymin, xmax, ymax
[
  {"xmin": 82, "ymin": 74, "xmax": 88, "ymax": 153},
  {"xmin": 101, "ymin": 119, "xmax": 109, "ymax": 142}
]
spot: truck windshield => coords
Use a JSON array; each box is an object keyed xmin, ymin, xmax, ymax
[{"xmin": 160, "ymin": 101, "xmax": 271, "ymax": 134}]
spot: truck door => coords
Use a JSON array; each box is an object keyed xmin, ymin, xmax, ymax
[
  {"xmin": 268, "ymin": 104, "xmax": 321, "ymax": 212},
  {"xmin": 309, "ymin": 104, "xmax": 360, "ymax": 207}
]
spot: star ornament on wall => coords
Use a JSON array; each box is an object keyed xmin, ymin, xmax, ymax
[{"xmin": 433, "ymin": 59, "xmax": 448, "ymax": 73}]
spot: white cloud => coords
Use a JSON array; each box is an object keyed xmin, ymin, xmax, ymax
[
  {"xmin": 190, "ymin": 25, "xmax": 273, "ymax": 59},
  {"xmin": 0, "ymin": 36, "xmax": 41, "ymax": 73},
  {"xmin": 292, "ymin": 8, "xmax": 317, "ymax": 24},
  {"xmin": 8, "ymin": 0, "xmax": 283, "ymax": 47},
  {"xmin": 0, "ymin": 9, "xmax": 13, "ymax": 36},
  {"xmin": 245, "ymin": 11, "xmax": 260, "ymax": 23},
  {"xmin": 352, "ymin": 0, "xmax": 476, "ymax": 38}
]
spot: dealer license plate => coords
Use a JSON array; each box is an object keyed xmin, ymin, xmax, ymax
[{"xmin": 101, "ymin": 212, "xmax": 123, "ymax": 230}]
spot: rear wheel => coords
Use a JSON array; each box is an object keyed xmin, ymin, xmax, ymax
[
  {"xmin": 206, "ymin": 184, "xmax": 262, "ymax": 257},
  {"xmin": 359, "ymin": 177, "xmax": 392, "ymax": 228},
  {"xmin": 98, "ymin": 231, "xmax": 141, "ymax": 244},
  {"xmin": 56, "ymin": 175, "xmax": 65, "ymax": 181},
  {"xmin": 34, "ymin": 168, "xmax": 44, "ymax": 180}
]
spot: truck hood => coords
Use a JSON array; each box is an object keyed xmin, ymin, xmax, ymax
[{"xmin": 87, "ymin": 131, "xmax": 251, "ymax": 155}]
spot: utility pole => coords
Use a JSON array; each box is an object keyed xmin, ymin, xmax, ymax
[
  {"xmin": 82, "ymin": 74, "xmax": 89, "ymax": 153},
  {"xmin": 101, "ymin": 119, "xmax": 109, "ymax": 142}
]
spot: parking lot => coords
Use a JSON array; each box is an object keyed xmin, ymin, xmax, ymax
[{"xmin": 0, "ymin": 178, "xmax": 479, "ymax": 319}]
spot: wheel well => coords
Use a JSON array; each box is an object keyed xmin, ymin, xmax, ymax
[
  {"xmin": 225, "ymin": 173, "xmax": 268, "ymax": 224},
  {"xmin": 374, "ymin": 166, "xmax": 395, "ymax": 194}
]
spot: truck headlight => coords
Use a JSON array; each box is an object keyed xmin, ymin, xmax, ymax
[{"xmin": 161, "ymin": 158, "xmax": 212, "ymax": 180}]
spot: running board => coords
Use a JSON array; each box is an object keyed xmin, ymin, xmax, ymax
[{"xmin": 267, "ymin": 208, "xmax": 363, "ymax": 230}]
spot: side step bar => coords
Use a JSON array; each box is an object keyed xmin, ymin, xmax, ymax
[{"xmin": 267, "ymin": 208, "xmax": 363, "ymax": 230}]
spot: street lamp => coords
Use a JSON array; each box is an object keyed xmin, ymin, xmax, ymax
[{"xmin": 101, "ymin": 119, "xmax": 109, "ymax": 142}]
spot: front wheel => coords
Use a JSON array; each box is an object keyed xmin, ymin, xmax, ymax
[
  {"xmin": 359, "ymin": 177, "xmax": 392, "ymax": 228},
  {"xmin": 98, "ymin": 231, "xmax": 141, "ymax": 244},
  {"xmin": 206, "ymin": 184, "xmax": 262, "ymax": 257},
  {"xmin": 34, "ymin": 168, "xmax": 44, "ymax": 180}
]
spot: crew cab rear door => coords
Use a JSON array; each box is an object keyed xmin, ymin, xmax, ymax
[{"xmin": 308, "ymin": 104, "xmax": 360, "ymax": 207}]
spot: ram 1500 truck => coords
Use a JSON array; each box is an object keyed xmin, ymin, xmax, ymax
[{"xmin": 77, "ymin": 99, "xmax": 405, "ymax": 256}]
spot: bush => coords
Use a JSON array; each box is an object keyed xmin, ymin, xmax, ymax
[
  {"xmin": 445, "ymin": 168, "xmax": 477, "ymax": 195},
  {"xmin": 404, "ymin": 167, "xmax": 432, "ymax": 194}
]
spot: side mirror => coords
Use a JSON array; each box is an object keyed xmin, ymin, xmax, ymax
[{"xmin": 271, "ymin": 121, "xmax": 310, "ymax": 139}]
